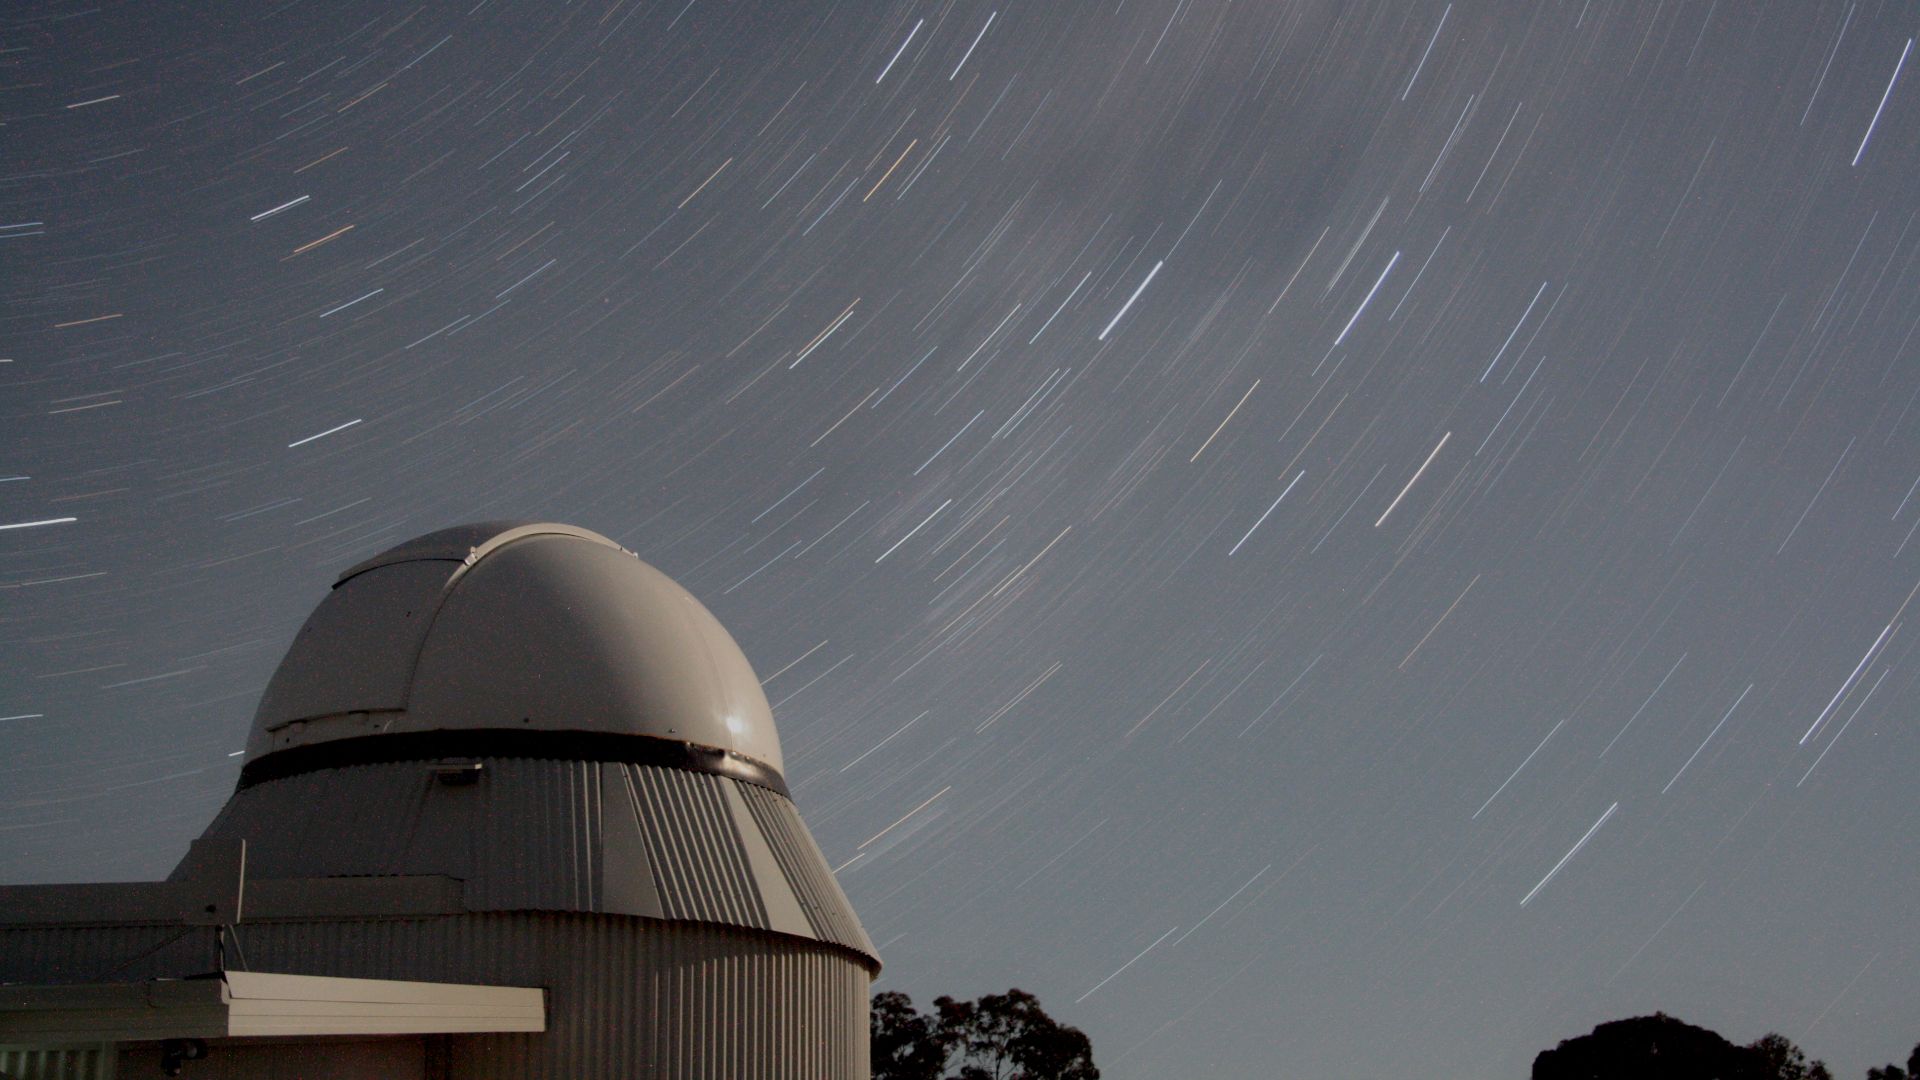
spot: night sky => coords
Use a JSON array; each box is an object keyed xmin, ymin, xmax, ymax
[{"xmin": 5, "ymin": 1, "xmax": 1919, "ymax": 1075}]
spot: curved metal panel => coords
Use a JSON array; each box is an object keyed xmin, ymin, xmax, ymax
[
  {"xmin": 401, "ymin": 536, "xmax": 784, "ymax": 775},
  {"xmin": 249, "ymin": 560, "xmax": 451, "ymax": 753},
  {"xmin": 331, "ymin": 521, "xmax": 618, "ymax": 585},
  {"xmin": 243, "ymin": 524, "xmax": 785, "ymax": 778}
]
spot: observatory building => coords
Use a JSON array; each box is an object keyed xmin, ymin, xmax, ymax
[{"xmin": 0, "ymin": 522, "xmax": 879, "ymax": 1079}]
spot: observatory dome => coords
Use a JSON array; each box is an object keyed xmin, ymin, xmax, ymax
[
  {"xmin": 245, "ymin": 521, "xmax": 784, "ymax": 782},
  {"xmin": 8, "ymin": 522, "xmax": 877, "ymax": 1078}
]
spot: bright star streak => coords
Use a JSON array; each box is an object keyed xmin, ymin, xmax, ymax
[{"xmin": 1520, "ymin": 802, "xmax": 1619, "ymax": 906}]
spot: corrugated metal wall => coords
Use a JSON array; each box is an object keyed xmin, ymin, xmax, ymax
[
  {"xmin": 735, "ymin": 784, "xmax": 870, "ymax": 950},
  {"xmin": 118, "ymin": 1037, "xmax": 426, "ymax": 1079},
  {"xmin": 0, "ymin": 924, "xmax": 220, "ymax": 985},
  {"xmin": 11, "ymin": 754, "xmax": 880, "ymax": 1076},
  {"xmin": 181, "ymin": 759, "xmax": 877, "ymax": 960},
  {"xmin": 622, "ymin": 766, "xmax": 767, "ymax": 928},
  {"xmin": 1, "ymin": 913, "xmax": 870, "ymax": 1080},
  {"xmin": 0, "ymin": 1043, "xmax": 116, "ymax": 1080}
]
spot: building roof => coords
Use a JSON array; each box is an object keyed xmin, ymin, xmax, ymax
[{"xmin": 246, "ymin": 521, "xmax": 783, "ymax": 779}]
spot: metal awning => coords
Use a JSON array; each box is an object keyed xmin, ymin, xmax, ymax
[{"xmin": 0, "ymin": 971, "xmax": 544, "ymax": 1043}]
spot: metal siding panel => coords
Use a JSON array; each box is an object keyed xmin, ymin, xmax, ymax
[
  {"xmin": 626, "ymin": 767, "xmax": 766, "ymax": 930},
  {"xmin": 0, "ymin": 925, "xmax": 219, "ymax": 986},
  {"xmin": 118, "ymin": 1038, "xmax": 422, "ymax": 1079},
  {"xmin": 578, "ymin": 762, "xmax": 600, "ymax": 909},
  {"xmin": 176, "ymin": 760, "xmax": 871, "ymax": 962},
  {"xmin": 183, "ymin": 764, "xmax": 445, "ymax": 883},
  {"xmin": 597, "ymin": 764, "xmax": 664, "ymax": 918},
  {"xmin": 506, "ymin": 761, "xmax": 552, "ymax": 912},
  {"xmin": 406, "ymin": 763, "xmax": 478, "ymax": 893},
  {"xmin": 722, "ymin": 782, "xmax": 815, "ymax": 940},
  {"xmin": 4, "ymin": 914, "xmax": 869, "ymax": 1078},
  {"xmin": 736, "ymin": 784, "xmax": 877, "ymax": 959},
  {"xmin": 0, "ymin": 1043, "xmax": 115, "ymax": 1080},
  {"xmin": 463, "ymin": 759, "xmax": 581, "ymax": 911}
]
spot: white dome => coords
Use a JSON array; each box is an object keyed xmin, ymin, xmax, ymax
[{"xmin": 246, "ymin": 522, "xmax": 783, "ymax": 777}]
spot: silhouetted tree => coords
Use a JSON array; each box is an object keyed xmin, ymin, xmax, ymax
[
  {"xmin": 872, "ymin": 990, "xmax": 951, "ymax": 1080},
  {"xmin": 1533, "ymin": 1013, "xmax": 1769, "ymax": 1079},
  {"xmin": 1864, "ymin": 1042, "xmax": 1920, "ymax": 1080},
  {"xmin": 1749, "ymin": 1032, "xmax": 1833, "ymax": 1080},
  {"xmin": 871, "ymin": 988, "xmax": 1097, "ymax": 1080},
  {"xmin": 1531, "ymin": 1014, "xmax": 1849, "ymax": 1080}
]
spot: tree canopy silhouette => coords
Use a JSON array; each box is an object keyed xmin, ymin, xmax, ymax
[
  {"xmin": 1532, "ymin": 1013, "xmax": 1780, "ymax": 1080},
  {"xmin": 1528, "ymin": 1013, "xmax": 1920, "ymax": 1080},
  {"xmin": 871, "ymin": 988, "xmax": 1097, "ymax": 1080},
  {"xmin": 1749, "ymin": 1032, "xmax": 1835, "ymax": 1080},
  {"xmin": 1864, "ymin": 1043, "xmax": 1920, "ymax": 1080}
]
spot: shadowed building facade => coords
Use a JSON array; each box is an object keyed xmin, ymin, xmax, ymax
[{"xmin": 0, "ymin": 522, "xmax": 879, "ymax": 1079}]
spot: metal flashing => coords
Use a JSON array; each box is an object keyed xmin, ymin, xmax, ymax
[{"xmin": 237, "ymin": 730, "xmax": 788, "ymax": 795}]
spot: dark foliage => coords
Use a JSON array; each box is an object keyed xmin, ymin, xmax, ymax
[
  {"xmin": 871, "ymin": 987, "xmax": 1097, "ymax": 1080},
  {"xmin": 1533, "ymin": 1013, "xmax": 1772, "ymax": 1080},
  {"xmin": 872, "ymin": 990, "xmax": 949, "ymax": 1080},
  {"xmin": 1864, "ymin": 1042, "xmax": 1920, "ymax": 1080},
  {"xmin": 1531, "ymin": 1014, "xmax": 1844, "ymax": 1080},
  {"xmin": 1749, "ymin": 1032, "xmax": 1835, "ymax": 1080}
]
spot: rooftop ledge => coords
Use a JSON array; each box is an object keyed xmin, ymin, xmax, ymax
[{"xmin": 0, "ymin": 970, "xmax": 545, "ymax": 1043}]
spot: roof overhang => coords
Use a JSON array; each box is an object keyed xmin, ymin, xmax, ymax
[{"xmin": 0, "ymin": 971, "xmax": 544, "ymax": 1043}]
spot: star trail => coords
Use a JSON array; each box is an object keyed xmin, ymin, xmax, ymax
[{"xmin": 4, "ymin": 1, "xmax": 1919, "ymax": 1076}]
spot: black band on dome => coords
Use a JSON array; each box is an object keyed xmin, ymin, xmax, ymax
[{"xmin": 238, "ymin": 729, "xmax": 789, "ymax": 796}]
